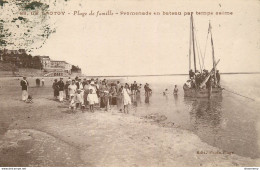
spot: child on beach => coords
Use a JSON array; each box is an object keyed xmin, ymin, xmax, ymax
[
  {"xmin": 75, "ymin": 89, "xmax": 84, "ymax": 111},
  {"xmin": 87, "ymin": 89, "xmax": 95, "ymax": 112},
  {"xmin": 69, "ymin": 96, "xmax": 76, "ymax": 112},
  {"xmin": 174, "ymin": 85, "xmax": 178, "ymax": 95},
  {"xmin": 26, "ymin": 95, "xmax": 33, "ymax": 103}
]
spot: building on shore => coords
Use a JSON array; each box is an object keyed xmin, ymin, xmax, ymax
[
  {"xmin": 38, "ymin": 56, "xmax": 72, "ymax": 76},
  {"xmin": 38, "ymin": 56, "xmax": 51, "ymax": 69},
  {"xmin": 64, "ymin": 62, "xmax": 72, "ymax": 74}
]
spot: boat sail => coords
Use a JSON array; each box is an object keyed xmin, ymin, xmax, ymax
[{"xmin": 183, "ymin": 14, "xmax": 222, "ymax": 98}]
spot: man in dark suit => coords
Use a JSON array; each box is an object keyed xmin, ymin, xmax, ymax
[
  {"xmin": 57, "ymin": 78, "xmax": 65, "ymax": 102},
  {"xmin": 20, "ymin": 77, "xmax": 29, "ymax": 101}
]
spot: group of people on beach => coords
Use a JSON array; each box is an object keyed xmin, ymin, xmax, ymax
[
  {"xmin": 183, "ymin": 69, "xmax": 221, "ymax": 90},
  {"xmin": 51, "ymin": 77, "xmax": 152, "ymax": 113}
]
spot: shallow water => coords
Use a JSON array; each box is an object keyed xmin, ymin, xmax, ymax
[{"xmin": 124, "ymin": 74, "xmax": 260, "ymax": 159}]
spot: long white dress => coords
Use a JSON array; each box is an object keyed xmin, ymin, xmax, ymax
[{"xmin": 122, "ymin": 88, "xmax": 131, "ymax": 105}]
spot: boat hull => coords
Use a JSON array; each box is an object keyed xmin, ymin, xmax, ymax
[{"xmin": 184, "ymin": 87, "xmax": 222, "ymax": 98}]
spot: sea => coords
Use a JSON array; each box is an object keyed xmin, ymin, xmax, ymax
[{"xmin": 121, "ymin": 74, "xmax": 260, "ymax": 159}]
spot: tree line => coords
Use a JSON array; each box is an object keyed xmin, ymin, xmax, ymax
[{"xmin": 0, "ymin": 53, "xmax": 43, "ymax": 69}]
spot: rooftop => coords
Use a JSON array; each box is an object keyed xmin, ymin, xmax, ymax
[{"xmin": 37, "ymin": 56, "xmax": 50, "ymax": 59}]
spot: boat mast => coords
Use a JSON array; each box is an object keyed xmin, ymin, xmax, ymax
[
  {"xmin": 191, "ymin": 14, "xmax": 197, "ymax": 72},
  {"xmin": 209, "ymin": 21, "xmax": 217, "ymax": 85},
  {"xmin": 189, "ymin": 14, "xmax": 192, "ymax": 71}
]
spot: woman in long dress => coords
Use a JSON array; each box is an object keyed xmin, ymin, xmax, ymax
[
  {"xmin": 88, "ymin": 81, "xmax": 99, "ymax": 105},
  {"xmin": 117, "ymin": 85, "xmax": 123, "ymax": 111},
  {"xmin": 99, "ymin": 81, "xmax": 109, "ymax": 109},
  {"xmin": 109, "ymin": 85, "xmax": 117, "ymax": 106},
  {"xmin": 122, "ymin": 84, "xmax": 131, "ymax": 113},
  {"xmin": 83, "ymin": 81, "xmax": 90, "ymax": 106}
]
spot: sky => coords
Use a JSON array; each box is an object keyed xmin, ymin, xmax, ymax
[{"xmin": 30, "ymin": 0, "xmax": 260, "ymax": 76}]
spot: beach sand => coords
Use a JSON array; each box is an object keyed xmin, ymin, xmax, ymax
[{"xmin": 0, "ymin": 77, "xmax": 258, "ymax": 167}]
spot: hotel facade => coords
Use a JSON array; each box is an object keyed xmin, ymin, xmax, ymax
[{"xmin": 38, "ymin": 56, "xmax": 72, "ymax": 76}]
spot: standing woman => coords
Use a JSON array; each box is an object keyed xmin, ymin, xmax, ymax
[
  {"xmin": 20, "ymin": 76, "xmax": 29, "ymax": 101},
  {"xmin": 68, "ymin": 80, "xmax": 77, "ymax": 100},
  {"xmin": 117, "ymin": 85, "xmax": 123, "ymax": 111},
  {"xmin": 122, "ymin": 83, "xmax": 131, "ymax": 114},
  {"xmin": 109, "ymin": 85, "xmax": 117, "ymax": 109},
  {"xmin": 64, "ymin": 81, "xmax": 70, "ymax": 100},
  {"xmin": 83, "ymin": 80, "xmax": 90, "ymax": 107},
  {"xmin": 99, "ymin": 81, "xmax": 108, "ymax": 109},
  {"xmin": 52, "ymin": 79, "xmax": 59, "ymax": 100},
  {"xmin": 95, "ymin": 81, "xmax": 100, "ymax": 99}
]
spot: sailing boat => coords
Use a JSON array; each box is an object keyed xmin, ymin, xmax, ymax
[{"xmin": 183, "ymin": 14, "xmax": 223, "ymax": 98}]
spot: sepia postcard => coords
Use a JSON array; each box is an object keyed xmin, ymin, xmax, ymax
[{"xmin": 0, "ymin": 0, "xmax": 259, "ymax": 168}]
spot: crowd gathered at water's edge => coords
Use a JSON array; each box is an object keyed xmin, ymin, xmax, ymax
[{"xmin": 0, "ymin": 74, "xmax": 259, "ymax": 166}]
